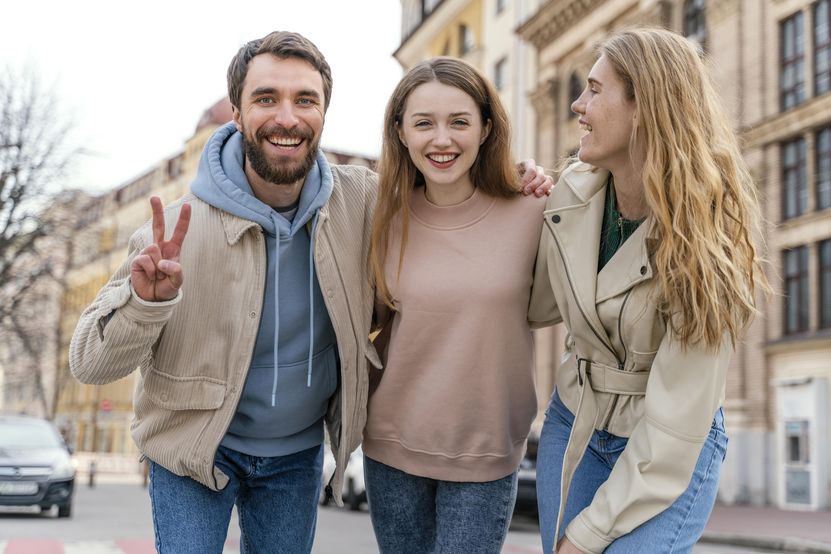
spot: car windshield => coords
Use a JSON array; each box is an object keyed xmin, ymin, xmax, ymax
[{"xmin": 0, "ymin": 421, "xmax": 63, "ymax": 448}]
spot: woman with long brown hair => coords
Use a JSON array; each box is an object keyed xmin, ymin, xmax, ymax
[
  {"xmin": 364, "ymin": 57, "xmax": 548, "ymax": 553},
  {"xmin": 530, "ymin": 28, "xmax": 770, "ymax": 553}
]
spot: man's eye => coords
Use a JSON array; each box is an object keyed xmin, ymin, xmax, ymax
[
  {"xmin": 297, "ymin": 98, "xmax": 316, "ymax": 105},
  {"xmin": 257, "ymin": 98, "xmax": 274, "ymax": 104}
]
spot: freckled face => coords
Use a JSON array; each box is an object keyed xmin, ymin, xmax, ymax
[
  {"xmin": 571, "ymin": 55, "xmax": 637, "ymax": 172},
  {"xmin": 233, "ymin": 55, "xmax": 325, "ymax": 185},
  {"xmin": 397, "ymin": 81, "xmax": 490, "ymax": 193}
]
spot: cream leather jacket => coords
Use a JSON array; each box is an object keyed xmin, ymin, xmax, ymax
[
  {"xmin": 70, "ymin": 165, "xmax": 380, "ymax": 504},
  {"xmin": 529, "ymin": 162, "xmax": 730, "ymax": 553}
]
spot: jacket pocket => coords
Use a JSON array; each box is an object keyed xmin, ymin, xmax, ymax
[{"xmin": 144, "ymin": 368, "xmax": 226, "ymax": 410}]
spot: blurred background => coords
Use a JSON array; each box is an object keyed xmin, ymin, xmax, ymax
[{"xmin": 1, "ymin": 0, "xmax": 830, "ymax": 552}]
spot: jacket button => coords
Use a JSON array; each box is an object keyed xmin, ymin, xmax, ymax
[
  {"xmin": 640, "ymin": 265, "xmax": 647, "ymax": 275},
  {"xmin": 160, "ymin": 393, "xmax": 168, "ymax": 402},
  {"xmin": 327, "ymin": 289, "xmax": 334, "ymax": 298},
  {"xmin": 249, "ymin": 311, "xmax": 256, "ymax": 318},
  {"xmin": 551, "ymin": 214, "xmax": 561, "ymax": 223}
]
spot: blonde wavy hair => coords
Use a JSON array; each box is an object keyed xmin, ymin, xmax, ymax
[
  {"xmin": 600, "ymin": 28, "xmax": 769, "ymax": 349},
  {"xmin": 370, "ymin": 57, "xmax": 520, "ymax": 310}
]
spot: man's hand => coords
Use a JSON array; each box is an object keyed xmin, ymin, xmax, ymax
[
  {"xmin": 518, "ymin": 159, "xmax": 554, "ymax": 197},
  {"xmin": 556, "ymin": 536, "xmax": 585, "ymax": 553},
  {"xmin": 130, "ymin": 196, "xmax": 191, "ymax": 302}
]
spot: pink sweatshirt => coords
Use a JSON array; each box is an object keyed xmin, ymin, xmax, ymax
[{"xmin": 363, "ymin": 186, "xmax": 546, "ymax": 482}]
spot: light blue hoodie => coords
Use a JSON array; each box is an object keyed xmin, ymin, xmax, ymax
[{"xmin": 191, "ymin": 122, "xmax": 338, "ymax": 457}]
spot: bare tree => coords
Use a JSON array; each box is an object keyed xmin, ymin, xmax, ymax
[{"xmin": 0, "ymin": 65, "xmax": 80, "ymax": 418}]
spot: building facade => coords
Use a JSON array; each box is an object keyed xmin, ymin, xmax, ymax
[
  {"xmin": 517, "ymin": 0, "xmax": 830, "ymax": 510},
  {"xmin": 53, "ymin": 98, "xmax": 375, "ymax": 459}
]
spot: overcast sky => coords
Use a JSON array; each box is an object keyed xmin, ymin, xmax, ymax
[{"xmin": 1, "ymin": 0, "xmax": 403, "ymax": 194}]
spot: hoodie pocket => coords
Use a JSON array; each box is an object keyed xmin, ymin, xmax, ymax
[
  {"xmin": 144, "ymin": 368, "xmax": 226, "ymax": 411},
  {"xmin": 230, "ymin": 344, "xmax": 338, "ymax": 438}
]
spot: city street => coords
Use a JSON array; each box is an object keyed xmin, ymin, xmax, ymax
[{"xmin": 0, "ymin": 482, "xmax": 780, "ymax": 553}]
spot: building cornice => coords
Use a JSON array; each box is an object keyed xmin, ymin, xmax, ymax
[
  {"xmin": 742, "ymin": 93, "xmax": 831, "ymax": 148},
  {"xmin": 517, "ymin": 0, "xmax": 608, "ymax": 50}
]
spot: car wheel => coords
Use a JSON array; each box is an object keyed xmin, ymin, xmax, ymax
[
  {"xmin": 57, "ymin": 503, "xmax": 72, "ymax": 518},
  {"xmin": 346, "ymin": 478, "xmax": 361, "ymax": 511}
]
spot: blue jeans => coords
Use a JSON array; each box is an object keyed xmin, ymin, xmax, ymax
[
  {"xmin": 149, "ymin": 444, "xmax": 323, "ymax": 554},
  {"xmin": 537, "ymin": 392, "xmax": 728, "ymax": 553},
  {"xmin": 364, "ymin": 456, "xmax": 518, "ymax": 554}
]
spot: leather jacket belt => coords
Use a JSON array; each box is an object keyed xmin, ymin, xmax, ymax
[{"xmin": 553, "ymin": 357, "xmax": 650, "ymax": 552}]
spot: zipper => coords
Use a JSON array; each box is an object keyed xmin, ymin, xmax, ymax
[
  {"xmin": 599, "ymin": 289, "xmax": 634, "ymax": 431},
  {"xmin": 545, "ymin": 217, "xmax": 621, "ymax": 366}
]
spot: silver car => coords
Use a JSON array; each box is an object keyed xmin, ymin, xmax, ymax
[{"xmin": 0, "ymin": 415, "xmax": 76, "ymax": 517}]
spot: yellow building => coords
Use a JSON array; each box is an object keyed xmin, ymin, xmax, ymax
[{"xmin": 55, "ymin": 98, "xmax": 375, "ymax": 460}]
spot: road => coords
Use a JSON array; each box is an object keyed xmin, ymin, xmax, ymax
[{"xmin": 0, "ymin": 483, "xmax": 780, "ymax": 553}]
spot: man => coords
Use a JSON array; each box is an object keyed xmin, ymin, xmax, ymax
[{"xmin": 70, "ymin": 31, "xmax": 549, "ymax": 553}]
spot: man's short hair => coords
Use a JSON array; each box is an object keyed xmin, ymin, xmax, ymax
[{"xmin": 227, "ymin": 31, "xmax": 333, "ymax": 111}]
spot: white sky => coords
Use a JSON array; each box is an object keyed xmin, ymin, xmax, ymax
[{"xmin": 1, "ymin": 0, "xmax": 403, "ymax": 194}]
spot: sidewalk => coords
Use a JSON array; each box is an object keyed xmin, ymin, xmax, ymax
[{"xmin": 702, "ymin": 504, "xmax": 831, "ymax": 553}]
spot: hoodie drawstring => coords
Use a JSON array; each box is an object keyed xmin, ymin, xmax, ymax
[
  {"xmin": 306, "ymin": 215, "xmax": 319, "ymax": 388},
  {"xmin": 271, "ymin": 214, "xmax": 282, "ymax": 407}
]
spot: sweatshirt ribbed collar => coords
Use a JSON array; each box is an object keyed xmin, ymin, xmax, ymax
[{"xmin": 409, "ymin": 186, "xmax": 495, "ymax": 230}]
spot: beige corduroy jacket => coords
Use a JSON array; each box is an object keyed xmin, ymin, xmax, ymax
[
  {"xmin": 69, "ymin": 165, "xmax": 380, "ymax": 502},
  {"xmin": 529, "ymin": 162, "xmax": 731, "ymax": 553}
]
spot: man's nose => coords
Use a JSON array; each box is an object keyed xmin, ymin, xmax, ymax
[{"xmin": 273, "ymin": 101, "xmax": 300, "ymax": 127}]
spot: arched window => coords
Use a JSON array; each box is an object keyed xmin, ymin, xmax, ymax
[
  {"xmin": 568, "ymin": 72, "xmax": 582, "ymax": 119},
  {"xmin": 683, "ymin": 0, "xmax": 707, "ymax": 49}
]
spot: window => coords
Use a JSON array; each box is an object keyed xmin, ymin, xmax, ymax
[
  {"xmin": 459, "ymin": 24, "xmax": 474, "ymax": 55},
  {"xmin": 817, "ymin": 129, "xmax": 831, "ymax": 210},
  {"xmin": 782, "ymin": 138, "xmax": 808, "ymax": 219},
  {"xmin": 494, "ymin": 57, "xmax": 508, "ymax": 91},
  {"xmin": 683, "ymin": 0, "xmax": 707, "ymax": 49},
  {"xmin": 568, "ymin": 72, "xmax": 582, "ymax": 118},
  {"xmin": 783, "ymin": 246, "xmax": 810, "ymax": 335},
  {"xmin": 815, "ymin": 0, "xmax": 831, "ymax": 95},
  {"xmin": 496, "ymin": 0, "xmax": 507, "ymax": 14},
  {"xmin": 821, "ymin": 239, "xmax": 831, "ymax": 329},
  {"xmin": 781, "ymin": 12, "xmax": 806, "ymax": 110}
]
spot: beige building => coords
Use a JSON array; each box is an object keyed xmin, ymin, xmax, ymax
[
  {"xmin": 518, "ymin": 0, "xmax": 831, "ymax": 511},
  {"xmin": 54, "ymin": 98, "xmax": 374, "ymax": 458}
]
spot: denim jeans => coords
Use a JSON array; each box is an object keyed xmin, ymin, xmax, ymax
[
  {"xmin": 364, "ymin": 456, "xmax": 518, "ymax": 554},
  {"xmin": 149, "ymin": 444, "xmax": 323, "ymax": 554},
  {"xmin": 537, "ymin": 392, "xmax": 728, "ymax": 553}
]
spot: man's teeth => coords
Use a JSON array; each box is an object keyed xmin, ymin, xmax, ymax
[
  {"xmin": 580, "ymin": 123, "xmax": 592, "ymax": 132},
  {"xmin": 428, "ymin": 154, "xmax": 458, "ymax": 163},
  {"xmin": 268, "ymin": 137, "xmax": 302, "ymax": 146}
]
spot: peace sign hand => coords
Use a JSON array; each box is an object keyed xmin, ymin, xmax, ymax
[{"xmin": 130, "ymin": 196, "xmax": 191, "ymax": 302}]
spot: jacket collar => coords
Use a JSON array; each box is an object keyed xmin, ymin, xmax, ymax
[
  {"xmin": 545, "ymin": 163, "xmax": 654, "ymax": 349},
  {"xmin": 217, "ymin": 203, "xmax": 331, "ymax": 245}
]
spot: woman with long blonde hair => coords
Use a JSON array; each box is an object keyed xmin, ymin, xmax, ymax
[
  {"xmin": 364, "ymin": 57, "xmax": 549, "ymax": 553},
  {"xmin": 530, "ymin": 28, "xmax": 769, "ymax": 553}
]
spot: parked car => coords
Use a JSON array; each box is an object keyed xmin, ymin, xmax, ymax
[
  {"xmin": 320, "ymin": 444, "xmax": 366, "ymax": 511},
  {"xmin": 514, "ymin": 435, "xmax": 539, "ymax": 519},
  {"xmin": 0, "ymin": 415, "xmax": 76, "ymax": 517}
]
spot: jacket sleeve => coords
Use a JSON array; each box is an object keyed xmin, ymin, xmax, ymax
[
  {"xmin": 528, "ymin": 215, "xmax": 563, "ymax": 328},
  {"xmin": 69, "ymin": 227, "xmax": 182, "ymax": 385},
  {"xmin": 565, "ymin": 326, "xmax": 731, "ymax": 553}
]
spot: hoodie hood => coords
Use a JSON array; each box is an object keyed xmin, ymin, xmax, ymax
[{"xmin": 191, "ymin": 121, "xmax": 333, "ymax": 238}]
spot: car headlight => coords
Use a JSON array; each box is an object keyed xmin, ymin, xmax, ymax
[{"xmin": 51, "ymin": 458, "xmax": 76, "ymax": 480}]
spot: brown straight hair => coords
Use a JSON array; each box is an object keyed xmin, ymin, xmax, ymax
[{"xmin": 370, "ymin": 57, "xmax": 520, "ymax": 310}]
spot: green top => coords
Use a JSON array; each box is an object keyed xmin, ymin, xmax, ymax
[{"xmin": 598, "ymin": 177, "xmax": 644, "ymax": 272}]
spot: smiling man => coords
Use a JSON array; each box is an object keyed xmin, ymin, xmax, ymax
[
  {"xmin": 70, "ymin": 31, "xmax": 550, "ymax": 554},
  {"xmin": 70, "ymin": 32, "xmax": 379, "ymax": 553}
]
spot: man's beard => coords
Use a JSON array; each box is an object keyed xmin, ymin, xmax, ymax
[{"xmin": 242, "ymin": 124, "xmax": 319, "ymax": 185}]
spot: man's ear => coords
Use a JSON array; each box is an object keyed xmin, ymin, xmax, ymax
[
  {"xmin": 232, "ymin": 107, "xmax": 242, "ymax": 132},
  {"xmin": 480, "ymin": 119, "xmax": 492, "ymax": 145}
]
